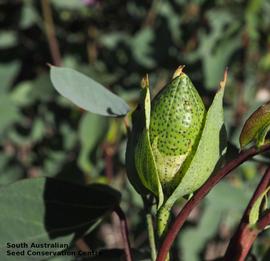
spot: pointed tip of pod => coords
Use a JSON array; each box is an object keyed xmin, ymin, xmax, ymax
[
  {"xmin": 172, "ymin": 65, "xmax": 186, "ymax": 79},
  {"xmin": 141, "ymin": 74, "xmax": 149, "ymax": 89},
  {"xmin": 219, "ymin": 67, "xmax": 228, "ymax": 90}
]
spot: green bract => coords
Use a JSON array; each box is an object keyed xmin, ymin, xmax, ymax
[
  {"xmin": 240, "ymin": 102, "xmax": 270, "ymax": 148},
  {"xmin": 126, "ymin": 67, "xmax": 227, "ymax": 209}
]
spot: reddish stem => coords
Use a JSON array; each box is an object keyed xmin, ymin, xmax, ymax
[
  {"xmin": 245, "ymin": 168, "xmax": 270, "ymax": 217},
  {"xmin": 257, "ymin": 209, "xmax": 270, "ymax": 230},
  {"xmin": 224, "ymin": 167, "xmax": 270, "ymax": 261},
  {"xmin": 114, "ymin": 206, "xmax": 133, "ymax": 261},
  {"xmin": 156, "ymin": 144, "xmax": 270, "ymax": 261},
  {"xmin": 41, "ymin": 0, "xmax": 62, "ymax": 66},
  {"xmin": 224, "ymin": 225, "xmax": 259, "ymax": 261}
]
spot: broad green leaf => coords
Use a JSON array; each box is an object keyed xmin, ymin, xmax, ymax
[
  {"xmin": 0, "ymin": 177, "xmax": 121, "ymax": 261},
  {"xmin": 165, "ymin": 76, "xmax": 227, "ymax": 209},
  {"xmin": 50, "ymin": 66, "xmax": 130, "ymax": 117},
  {"xmin": 240, "ymin": 102, "xmax": 270, "ymax": 148},
  {"xmin": 249, "ymin": 186, "xmax": 270, "ymax": 226}
]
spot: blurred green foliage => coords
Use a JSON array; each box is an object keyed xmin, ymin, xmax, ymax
[{"xmin": 0, "ymin": 0, "xmax": 270, "ymax": 260}]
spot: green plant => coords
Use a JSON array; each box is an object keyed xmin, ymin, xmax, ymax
[
  {"xmin": 126, "ymin": 66, "xmax": 225, "ymax": 243},
  {"xmin": 1, "ymin": 1, "xmax": 270, "ymax": 261},
  {"xmin": 47, "ymin": 65, "xmax": 270, "ymax": 261}
]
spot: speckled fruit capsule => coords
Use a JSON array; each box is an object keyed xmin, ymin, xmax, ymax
[{"xmin": 149, "ymin": 67, "xmax": 206, "ymax": 195}]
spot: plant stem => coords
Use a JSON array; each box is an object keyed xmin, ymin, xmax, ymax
[
  {"xmin": 146, "ymin": 212, "xmax": 157, "ymax": 261},
  {"xmin": 224, "ymin": 166, "xmax": 270, "ymax": 261},
  {"xmin": 41, "ymin": 0, "xmax": 62, "ymax": 66},
  {"xmin": 114, "ymin": 206, "xmax": 133, "ymax": 261},
  {"xmin": 257, "ymin": 209, "xmax": 270, "ymax": 230},
  {"xmin": 225, "ymin": 225, "xmax": 259, "ymax": 261},
  {"xmin": 156, "ymin": 144, "xmax": 270, "ymax": 261}
]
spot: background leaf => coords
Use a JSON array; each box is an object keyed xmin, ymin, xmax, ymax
[{"xmin": 50, "ymin": 66, "xmax": 130, "ymax": 117}]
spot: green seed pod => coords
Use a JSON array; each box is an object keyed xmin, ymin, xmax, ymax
[
  {"xmin": 150, "ymin": 67, "xmax": 206, "ymax": 195},
  {"xmin": 126, "ymin": 67, "xmax": 227, "ymax": 239},
  {"xmin": 126, "ymin": 66, "xmax": 226, "ymax": 214},
  {"xmin": 126, "ymin": 66, "xmax": 206, "ymax": 205}
]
